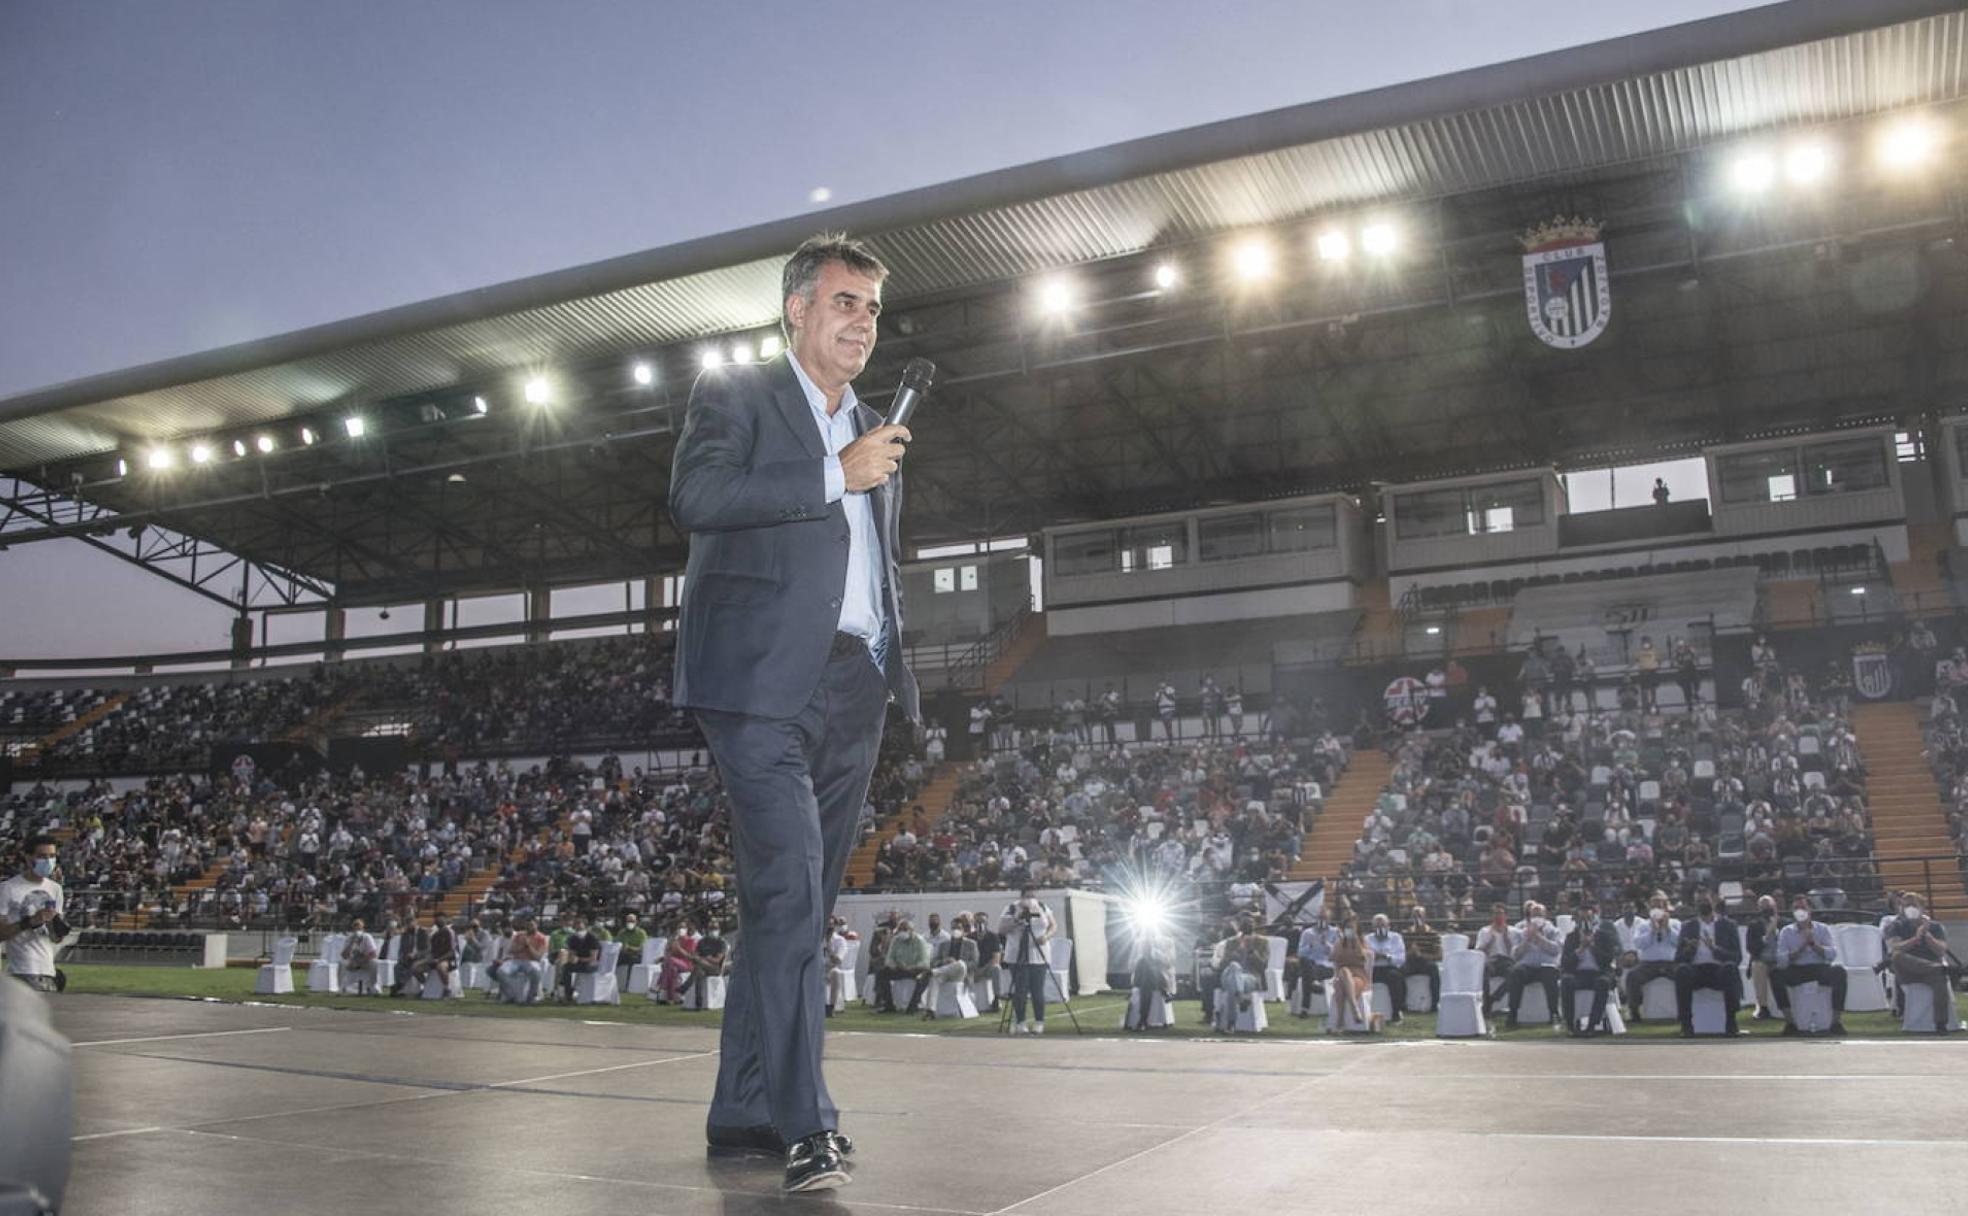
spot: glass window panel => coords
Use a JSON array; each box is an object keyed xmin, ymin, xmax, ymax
[
  {"xmin": 1121, "ymin": 522, "xmax": 1187, "ymax": 573},
  {"xmin": 1267, "ymin": 505, "xmax": 1337, "ymax": 552},
  {"xmin": 1471, "ymin": 479, "xmax": 1544, "ymax": 528},
  {"xmin": 1052, "ymin": 530, "xmax": 1117, "ymax": 576},
  {"xmin": 1716, "ymin": 449, "xmax": 1799, "ymax": 504},
  {"xmin": 1393, "ymin": 488, "xmax": 1466, "ymax": 539},
  {"xmin": 1198, "ymin": 513, "xmax": 1265, "ymax": 562},
  {"xmin": 1802, "ymin": 437, "xmax": 1888, "ymax": 495}
]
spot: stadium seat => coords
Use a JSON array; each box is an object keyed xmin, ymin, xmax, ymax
[
  {"xmin": 1902, "ymin": 984, "xmax": 1963, "ymax": 1033},
  {"xmin": 575, "ymin": 941, "xmax": 623, "ymax": 1005},
  {"xmin": 689, "ymin": 974, "xmax": 728, "ymax": 1011},
  {"xmin": 254, "ymin": 937, "xmax": 298, "ymax": 995},
  {"xmin": 1514, "ymin": 983, "xmax": 1554, "ymax": 1025},
  {"xmin": 927, "ymin": 974, "xmax": 978, "ymax": 1019},
  {"xmin": 1689, "ymin": 988, "xmax": 1729, "ymax": 1036},
  {"xmin": 1440, "ymin": 933, "xmax": 1469, "ymax": 954},
  {"xmin": 458, "ymin": 962, "xmax": 488, "ymax": 992},
  {"xmin": 307, "ymin": 933, "xmax": 345, "ymax": 994},
  {"xmin": 1123, "ymin": 989, "xmax": 1173, "ymax": 1029},
  {"xmin": 1784, "ymin": 982, "xmax": 1837, "ymax": 1033},
  {"xmin": 1435, "ymin": 950, "xmax": 1488, "ymax": 1038}
]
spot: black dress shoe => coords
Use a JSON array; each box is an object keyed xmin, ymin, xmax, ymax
[
  {"xmin": 784, "ymin": 1133, "xmax": 849, "ymax": 1193},
  {"xmin": 1829, "ymin": 1021, "xmax": 1848, "ymax": 1036},
  {"xmin": 706, "ymin": 1124, "xmax": 785, "ymax": 1158},
  {"xmin": 826, "ymin": 1130, "xmax": 854, "ymax": 1158}
]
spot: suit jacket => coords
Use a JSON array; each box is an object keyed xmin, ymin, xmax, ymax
[
  {"xmin": 1560, "ymin": 922, "xmax": 1621, "ymax": 973},
  {"xmin": 1675, "ymin": 916, "xmax": 1743, "ymax": 965},
  {"xmin": 669, "ymin": 354, "xmax": 920, "ymax": 721}
]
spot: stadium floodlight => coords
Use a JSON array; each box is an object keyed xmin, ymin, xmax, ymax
[
  {"xmin": 1730, "ymin": 149, "xmax": 1777, "ymax": 193},
  {"xmin": 255, "ymin": 435, "xmax": 275, "ymax": 454},
  {"xmin": 1851, "ymin": 585, "xmax": 1867, "ymax": 596},
  {"xmin": 343, "ymin": 416, "xmax": 366, "ymax": 438},
  {"xmin": 631, "ymin": 361, "xmax": 654, "ymax": 386},
  {"xmin": 472, "ymin": 395, "xmax": 489, "ymax": 415},
  {"xmin": 1361, "ymin": 222, "xmax": 1398, "ymax": 256},
  {"xmin": 299, "ymin": 426, "xmax": 318, "ymax": 445},
  {"xmin": 1315, "ymin": 229, "xmax": 1351, "ymax": 262},
  {"xmin": 1153, "ymin": 262, "xmax": 1179, "ymax": 290},
  {"xmin": 231, "ymin": 439, "xmax": 248, "ymax": 458},
  {"xmin": 1785, "ymin": 139, "xmax": 1832, "ymax": 185},
  {"xmin": 1038, "ymin": 277, "xmax": 1073, "ymax": 314},
  {"xmin": 523, "ymin": 375, "xmax": 552, "ymax": 405},
  {"xmin": 1232, "ymin": 236, "xmax": 1273, "ymax": 281},
  {"xmin": 809, "ymin": 185, "xmax": 833, "ymax": 204},
  {"xmin": 189, "ymin": 443, "xmax": 213, "ymax": 465},
  {"xmin": 147, "ymin": 448, "xmax": 175, "ymax": 470},
  {"xmin": 1425, "ymin": 624, "xmax": 1442, "ymax": 635},
  {"xmin": 701, "ymin": 346, "xmax": 725, "ymax": 369},
  {"xmin": 115, "ymin": 458, "xmax": 129, "ymax": 477},
  {"xmin": 730, "ymin": 340, "xmax": 756, "ymax": 364},
  {"xmin": 760, "ymin": 334, "xmax": 783, "ymax": 359},
  {"xmin": 1879, "ymin": 115, "xmax": 1941, "ymax": 170}
]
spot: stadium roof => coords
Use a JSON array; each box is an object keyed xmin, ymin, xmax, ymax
[{"xmin": 5, "ymin": 0, "xmax": 1967, "ymax": 609}]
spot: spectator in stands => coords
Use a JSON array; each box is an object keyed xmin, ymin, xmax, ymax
[
  {"xmin": 497, "ymin": 916, "xmax": 549, "ymax": 1004},
  {"xmin": 1472, "ymin": 686, "xmax": 1498, "ymax": 738},
  {"xmin": 875, "ymin": 917, "xmax": 932, "ymax": 1014},
  {"xmin": 1885, "ymin": 898, "xmax": 1956, "ymax": 1032},
  {"xmin": 969, "ymin": 701, "xmax": 990, "ymax": 756},
  {"xmin": 1154, "ymin": 681, "xmax": 1178, "ymax": 741},
  {"xmin": 1744, "ymin": 894, "xmax": 1783, "ymax": 1020},
  {"xmin": 1673, "ymin": 895, "xmax": 1742, "ymax": 1036},
  {"xmin": 615, "ymin": 912, "xmax": 648, "ymax": 963},
  {"xmin": 1366, "ymin": 913, "xmax": 1407, "ymax": 1025},
  {"xmin": 1673, "ymin": 639, "xmax": 1702, "ymax": 710},
  {"xmin": 1504, "ymin": 901, "xmax": 1562, "ymax": 1029},
  {"xmin": 1096, "ymin": 685, "xmax": 1121, "ymax": 744},
  {"xmin": 656, "ymin": 919, "xmax": 703, "ymax": 1003},
  {"xmin": 1560, "ymin": 900, "xmax": 1619, "ymax": 1036},
  {"xmin": 1402, "ymin": 904, "xmax": 1442, "ymax": 1013},
  {"xmin": 1651, "ymin": 477, "xmax": 1670, "ymax": 505},
  {"xmin": 340, "ymin": 917, "xmax": 379, "ymax": 990},
  {"xmin": 1226, "ymin": 685, "xmax": 1244, "ymax": 737},
  {"xmin": 555, "ymin": 914, "xmax": 601, "ymax": 1003},
  {"xmin": 1200, "ymin": 675, "xmax": 1223, "ymax": 739},
  {"xmin": 1624, "ymin": 896, "xmax": 1679, "ymax": 1024},
  {"xmin": 1772, "ymin": 896, "xmax": 1848, "ymax": 1035},
  {"xmin": 970, "ymin": 909, "xmax": 1004, "ymax": 1012},
  {"xmin": 1574, "ymin": 648, "xmax": 1597, "ymax": 715},
  {"xmin": 1294, "ymin": 910, "xmax": 1336, "ymax": 1015},
  {"xmin": 1634, "ymin": 637, "xmax": 1661, "ymax": 711},
  {"xmin": 1330, "ymin": 914, "xmax": 1376, "ymax": 1031}
]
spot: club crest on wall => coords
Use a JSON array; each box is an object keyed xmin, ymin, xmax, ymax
[{"xmin": 1521, "ymin": 216, "xmax": 1611, "ymax": 349}]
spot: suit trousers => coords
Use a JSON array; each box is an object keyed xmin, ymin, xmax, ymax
[{"xmin": 695, "ymin": 646, "xmax": 890, "ymax": 1143}]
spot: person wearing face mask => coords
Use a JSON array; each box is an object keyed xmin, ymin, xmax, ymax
[
  {"xmin": 1673, "ymin": 896, "xmax": 1743, "ymax": 1036},
  {"xmin": 1367, "ymin": 914, "xmax": 1409, "ymax": 1025},
  {"xmin": 1773, "ymin": 896, "xmax": 1847, "ymax": 1035},
  {"xmin": 1560, "ymin": 902, "xmax": 1621, "ymax": 1035},
  {"xmin": 1504, "ymin": 901, "xmax": 1562, "ymax": 1029},
  {"xmin": 1293, "ymin": 911, "xmax": 1338, "ymax": 1016},
  {"xmin": 1742, "ymin": 895, "xmax": 1784, "ymax": 1020},
  {"xmin": 1884, "ymin": 898, "xmax": 1957, "ymax": 1033},
  {"xmin": 0, "ymin": 835, "xmax": 67, "ymax": 993},
  {"xmin": 1473, "ymin": 904, "xmax": 1519, "ymax": 1018},
  {"xmin": 1623, "ymin": 897, "xmax": 1680, "ymax": 1024},
  {"xmin": 1402, "ymin": 905, "xmax": 1443, "ymax": 1014}
]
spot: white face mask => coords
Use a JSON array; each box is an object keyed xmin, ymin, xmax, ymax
[
  {"xmin": 1651, "ymin": 909, "xmax": 1666, "ymax": 921},
  {"xmin": 1793, "ymin": 909, "xmax": 1809, "ymax": 923},
  {"xmin": 1904, "ymin": 906, "xmax": 1924, "ymax": 920}
]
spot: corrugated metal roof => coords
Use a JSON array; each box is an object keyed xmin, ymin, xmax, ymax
[{"xmin": 4, "ymin": 0, "xmax": 1964, "ymax": 470}]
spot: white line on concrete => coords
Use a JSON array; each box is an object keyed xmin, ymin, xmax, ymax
[
  {"xmin": 71, "ymin": 1126, "xmax": 164, "ymax": 1142},
  {"xmin": 71, "ymin": 1025, "xmax": 293, "ymax": 1048},
  {"xmin": 1485, "ymin": 1132, "xmax": 1968, "ymax": 1148},
  {"xmin": 488, "ymin": 1050, "xmax": 718, "ymax": 1089}
]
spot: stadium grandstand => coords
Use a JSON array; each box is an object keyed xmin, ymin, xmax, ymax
[{"xmin": 8, "ymin": 3, "xmax": 1968, "ymax": 1214}]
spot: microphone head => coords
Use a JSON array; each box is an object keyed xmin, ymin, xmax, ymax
[{"xmin": 901, "ymin": 358, "xmax": 936, "ymax": 393}]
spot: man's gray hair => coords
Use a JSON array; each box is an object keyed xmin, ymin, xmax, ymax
[{"xmin": 781, "ymin": 231, "xmax": 887, "ymax": 339}]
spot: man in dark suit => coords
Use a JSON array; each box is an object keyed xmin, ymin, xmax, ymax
[
  {"xmin": 1673, "ymin": 895, "xmax": 1743, "ymax": 1036},
  {"xmin": 1559, "ymin": 902, "xmax": 1620, "ymax": 1036},
  {"xmin": 671, "ymin": 232, "xmax": 919, "ymax": 1194}
]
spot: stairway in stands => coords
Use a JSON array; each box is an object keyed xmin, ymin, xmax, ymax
[
  {"xmin": 1288, "ymin": 747, "xmax": 1392, "ymax": 882},
  {"xmin": 19, "ymin": 691, "xmax": 130, "ymax": 766},
  {"xmin": 1850, "ymin": 701, "xmax": 1968, "ymax": 916},
  {"xmin": 842, "ymin": 763, "xmax": 957, "ymax": 890},
  {"xmin": 1350, "ymin": 580, "xmax": 1401, "ymax": 660},
  {"xmin": 1452, "ymin": 606, "xmax": 1512, "ymax": 656},
  {"xmin": 976, "ymin": 611, "xmax": 1048, "ymax": 689},
  {"xmin": 426, "ymin": 860, "xmax": 506, "ymax": 925},
  {"xmin": 116, "ymin": 858, "xmax": 228, "ymax": 929}
]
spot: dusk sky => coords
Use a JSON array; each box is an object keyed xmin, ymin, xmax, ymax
[{"xmin": 0, "ymin": 1, "xmax": 1768, "ymax": 664}]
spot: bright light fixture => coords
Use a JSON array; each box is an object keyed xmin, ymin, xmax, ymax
[
  {"xmin": 1784, "ymin": 140, "xmax": 1832, "ymax": 185},
  {"xmin": 231, "ymin": 440, "xmax": 248, "ymax": 458},
  {"xmin": 1232, "ymin": 237, "xmax": 1273, "ymax": 280},
  {"xmin": 190, "ymin": 443, "xmax": 212, "ymax": 465},
  {"xmin": 523, "ymin": 376, "xmax": 552, "ymax": 405},
  {"xmin": 1731, "ymin": 149, "xmax": 1777, "ymax": 193},
  {"xmin": 255, "ymin": 435, "xmax": 275, "ymax": 454},
  {"xmin": 300, "ymin": 426, "xmax": 318, "ymax": 445},
  {"xmin": 1425, "ymin": 625, "xmax": 1442, "ymax": 635},
  {"xmin": 147, "ymin": 448, "xmax": 174, "ymax": 470},
  {"xmin": 809, "ymin": 186, "xmax": 833, "ymax": 204},
  {"xmin": 116, "ymin": 458, "xmax": 130, "ymax": 477},
  {"xmin": 731, "ymin": 340, "xmax": 756, "ymax": 364},
  {"xmin": 1315, "ymin": 229, "xmax": 1351, "ymax": 261},
  {"xmin": 344, "ymin": 416, "xmax": 366, "ymax": 438},
  {"xmin": 1879, "ymin": 115, "xmax": 1941, "ymax": 170},
  {"xmin": 759, "ymin": 334, "xmax": 783, "ymax": 359},
  {"xmin": 631, "ymin": 362, "xmax": 654, "ymax": 386},
  {"xmin": 1850, "ymin": 586, "xmax": 1867, "ymax": 596},
  {"xmin": 1039, "ymin": 278, "xmax": 1073, "ymax": 313},
  {"xmin": 701, "ymin": 347, "xmax": 725, "ymax": 369},
  {"xmin": 1153, "ymin": 262, "xmax": 1178, "ymax": 290},
  {"xmin": 1361, "ymin": 223, "xmax": 1398, "ymax": 255},
  {"xmin": 1127, "ymin": 897, "xmax": 1169, "ymax": 937}
]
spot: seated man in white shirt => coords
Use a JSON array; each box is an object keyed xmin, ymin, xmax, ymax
[
  {"xmin": 1293, "ymin": 914, "xmax": 1337, "ymax": 1015},
  {"xmin": 1366, "ymin": 915, "xmax": 1409, "ymax": 1025},
  {"xmin": 340, "ymin": 918, "xmax": 380, "ymax": 992},
  {"xmin": 1623, "ymin": 897, "xmax": 1680, "ymax": 1023},
  {"xmin": 1771, "ymin": 897, "xmax": 1848, "ymax": 1036},
  {"xmin": 1503, "ymin": 901, "xmax": 1562, "ymax": 1029}
]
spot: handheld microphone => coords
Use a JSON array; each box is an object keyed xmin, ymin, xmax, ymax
[{"xmin": 886, "ymin": 358, "xmax": 936, "ymax": 431}]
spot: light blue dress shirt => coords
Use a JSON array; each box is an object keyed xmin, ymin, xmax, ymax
[{"xmin": 785, "ymin": 354, "xmax": 886, "ymax": 649}]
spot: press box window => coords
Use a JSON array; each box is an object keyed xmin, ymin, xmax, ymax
[
  {"xmin": 1052, "ymin": 530, "xmax": 1118, "ymax": 576},
  {"xmin": 1716, "ymin": 449, "xmax": 1801, "ymax": 504},
  {"xmin": 1120, "ymin": 523, "xmax": 1185, "ymax": 573},
  {"xmin": 1198, "ymin": 513, "xmax": 1265, "ymax": 562},
  {"xmin": 1803, "ymin": 437, "xmax": 1888, "ymax": 496},
  {"xmin": 1267, "ymin": 505, "xmax": 1336, "ymax": 551}
]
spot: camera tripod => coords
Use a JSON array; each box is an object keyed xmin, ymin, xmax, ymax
[{"xmin": 996, "ymin": 916, "xmax": 1082, "ymax": 1035}]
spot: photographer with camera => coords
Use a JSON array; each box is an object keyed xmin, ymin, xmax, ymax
[
  {"xmin": 999, "ymin": 886, "xmax": 1057, "ymax": 1034},
  {"xmin": 0, "ymin": 834, "xmax": 67, "ymax": 993}
]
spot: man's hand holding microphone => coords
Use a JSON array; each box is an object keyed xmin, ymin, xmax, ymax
[{"xmin": 839, "ymin": 425, "xmax": 912, "ymax": 492}]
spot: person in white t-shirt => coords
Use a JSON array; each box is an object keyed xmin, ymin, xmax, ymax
[{"xmin": 0, "ymin": 835, "xmax": 67, "ymax": 992}]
